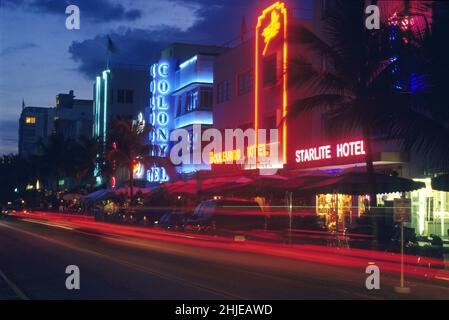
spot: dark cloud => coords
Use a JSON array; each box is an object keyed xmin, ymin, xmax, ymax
[
  {"xmin": 0, "ymin": 42, "xmax": 39, "ymax": 56},
  {"xmin": 23, "ymin": 0, "xmax": 141, "ymax": 22},
  {"xmin": 0, "ymin": 0, "xmax": 26, "ymax": 8},
  {"xmin": 68, "ymin": 0, "xmax": 259, "ymax": 78},
  {"xmin": 180, "ymin": 0, "xmax": 258, "ymax": 45},
  {"xmin": 68, "ymin": 27, "xmax": 186, "ymax": 78}
]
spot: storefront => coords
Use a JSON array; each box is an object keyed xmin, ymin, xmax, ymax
[{"xmin": 208, "ymin": 2, "xmax": 449, "ymax": 237}]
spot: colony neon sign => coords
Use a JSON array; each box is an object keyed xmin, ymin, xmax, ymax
[
  {"xmin": 255, "ymin": 2, "xmax": 288, "ymax": 167},
  {"xmin": 149, "ymin": 59, "xmax": 174, "ymax": 183},
  {"xmin": 150, "ymin": 61, "xmax": 172, "ymax": 157},
  {"xmin": 295, "ymin": 140, "xmax": 366, "ymax": 164}
]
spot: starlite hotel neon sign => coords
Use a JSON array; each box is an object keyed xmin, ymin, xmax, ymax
[{"xmin": 148, "ymin": 60, "xmax": 174, "ymax": 182}]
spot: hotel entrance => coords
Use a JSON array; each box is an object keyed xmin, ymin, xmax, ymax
[{"xmin": 316, "ymin": 194, "xmax": 354, "ymax": 231}]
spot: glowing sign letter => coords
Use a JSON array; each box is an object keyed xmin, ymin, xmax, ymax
[{"xmin": 262, "ymin": 11, "xmax": 281, "ymax": 55}]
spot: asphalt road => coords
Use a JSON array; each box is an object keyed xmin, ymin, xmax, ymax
[{"xmin": 0, "ymin": 216, "xmax": 448, "ymax": 300}]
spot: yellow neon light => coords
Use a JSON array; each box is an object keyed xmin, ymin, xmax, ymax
[
  {"xmin": 255, "ymin": 2, "xmax": 288, "ymax": 167},
  {"xmin": 262, "ymin": 11, "xmax": 281, "ymax": 55}
]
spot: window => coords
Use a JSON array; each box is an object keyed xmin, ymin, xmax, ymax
[
  {"xmin": 263, "ymin": 54, "xmax": 277, "ymax": 86},
  {"xmin": 199, "ymin": 87, "xmax": 213, "ymax": 110},
  {"xmin": 176, "ymin": 96, "xmax": 182, "ymax": 117},
  {"xmin": 216, "ymin": 80, "xmax": 231, "ymax": 104},
  {"xmin": 25, "ymin": 116, "xmax": 36, "ymax": 124},
  {"xmin": 117, "ymin": 89, "xmax": 125, "ymax": 104},
  {"xmin": 237, "ymin": 70, "xmax": 252, "ymax": 96},
  {"xmin": 185, "ymin": 89, "xmax": 198, "ymax": 112},
  {"xmin": 125, "ymin": 90, "xmax": 133, "ymax": 104}
]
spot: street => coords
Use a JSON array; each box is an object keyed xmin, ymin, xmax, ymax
[{"xmin": 0, "ymin": 214, "xmax": 448, "ymax": 300}]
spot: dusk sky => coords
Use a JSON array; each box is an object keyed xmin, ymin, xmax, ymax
[{"xmin": 0, "ymin": 0, "xmax": 311, "ymax": 155}]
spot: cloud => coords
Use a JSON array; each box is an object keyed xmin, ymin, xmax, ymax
[
  {"xmin": 6, "ymin": 0, "xmax": 142, "ymax": 23},
  {"xmin": 0, "ymin": 42, "xmax": 39, "ymax": 57},
  {"xmin": 68, "ymin": 0, "xmax": 258, "ymax": 78},
  {"xmin": 68, "ymin": 28, "xmax": 186, "ymax": 78},
  {"xmin": 0, "ymin": 0, "xmax": 26, "ymax": 8}
]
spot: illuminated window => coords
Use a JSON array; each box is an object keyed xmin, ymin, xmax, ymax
[
  {"xmin": 25, "ymin": 116, "xmax": 36, "ymax": 124},
  {"xmin": 238, "ymin": 70, "xmax": 252, "ymax": 96},
  {"xmin": 185, "ymin": 89, "xmax": 198, "ymax": 112}
]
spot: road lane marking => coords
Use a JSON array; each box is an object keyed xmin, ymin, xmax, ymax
[
  {"xmin": 21, "ymin": 218, "xmax": 75, "ymax": 230},
  {"xmin": 0, "ymin": 221, "xmax": 243, "ymax": 300},
  {"xmin": 0, "ymin": 268, "xmax": 29, "ymax": 300}
]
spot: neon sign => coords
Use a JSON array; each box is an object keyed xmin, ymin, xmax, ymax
[
  {"xmin": 133, "ymin": 162, "xmax": 145, "ymax": 179},
  {"xmin": 295, "ymin": 140, "xmax": 366, "ymax": 164},
  {"xmin": 209, "ymin": 144, "xmax": 269, "ymax": 165},
  {"xmin": 262, "ymin": 11, "xmax": 281, "ymax": 55},
  {"xmin": 149, "ymin": 60, "xmax": 173, "ymax": 157},
  {"xmin": 147, "ymin": 166, "xmax": 169, "ymax": 183},
  {"xmin": 148, "ymin": 59, "xmax": 174, "ymax": 183},
  {"xmin": 255, "ymin": 2, "xmax": 288, "ymax": 167}
]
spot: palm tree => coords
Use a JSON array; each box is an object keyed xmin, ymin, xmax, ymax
[
  {"xmin": 285, "ymin": 0, "xmax": 446, "ymax": 204},
  {"xmin": 71, "ymin": 136, "xmax": 103, "ymax": 188},
  {"xmin": 38, "ymin": 133, "xmax": 79, "ymax": 190},
  {"xmin": 386, "ymin": 1, "xmax": 449, "ymax": 169},
  {"xmin": 107, "ymin": 118, "xmax": 173, "ymax": 199},
  {"xmin": 287, "ymin": 1, "xmax": 398, "ymax": 205}
]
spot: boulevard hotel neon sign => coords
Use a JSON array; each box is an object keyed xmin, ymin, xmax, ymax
[{"xmin": 295, "ymin": 140, "xmax": 366, "ymax": 164}]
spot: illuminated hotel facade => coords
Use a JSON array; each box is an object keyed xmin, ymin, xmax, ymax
[
  {"xmin": 144, "ymin": 44, "xmax": 227, "ymax": 182},
  {"xmin": 210, "ymin": 1, "xmax": 448, "ymax": 237}
]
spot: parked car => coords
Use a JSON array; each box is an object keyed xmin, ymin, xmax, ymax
[
  {"xmin": 157, "ymin": 212, "xmax": 190, "ymax": 231},
  {"xmin": 184, "ymin": 198, "xmax": 266, "ymax": 233}
]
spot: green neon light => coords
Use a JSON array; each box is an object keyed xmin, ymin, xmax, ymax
[
  {"xmin": 94, "ymin": 76, "xmax": 101, "ymax": 137},
  {"xmin": 102, "ymin": 70, "xmax": 110, "ymax": 141}
]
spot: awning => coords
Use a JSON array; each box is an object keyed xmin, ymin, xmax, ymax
[
  {"xmin": 298, "ymin": 172, "xmax": 425, "ymax": 195},
  {"xmin": 164, "ymin": 176, "xmax": 253, "ymax": 195},
  {"xmin": 83, "ymin": 189, "xmax": 115, "ymax": 202},
  {"xmin": 62, "ymin": 193, "xmax": 83, "ymax": 201},
  {"xmin": 113, "ymin": 187, "xmax": 153, "ymax": 196},
  {"xmin": 432, "ymin": 174, "xmax": 449, "ymax": 192}
]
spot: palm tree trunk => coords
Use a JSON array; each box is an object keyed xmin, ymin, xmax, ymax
[
  {"xmin": 364, "ymin": 129, "xmax": 377, "ymax": 206},
  {"xmin": 364, "ymin": 128, "xmax": 379, "ymax": 246},
  {"xmin": 129, "ymin": 164, "xmax": 134, "ymax": 200}
]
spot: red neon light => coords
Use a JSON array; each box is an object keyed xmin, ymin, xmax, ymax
[
  {"xmin": 295, "ymin": 140, "xmax": 366, "ymax": 164},
  {"xmin": 255, "ymin": 2, "xmax": 288, "ymax": 167}
]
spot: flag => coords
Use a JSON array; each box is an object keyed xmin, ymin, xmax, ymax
[
  {"xmin": 240, "ymin": 16, "xmax": 247, "ymax": 43},
  {"xmin": 107, "ymin": 36, "xmax": 118, "ymax": 54}
]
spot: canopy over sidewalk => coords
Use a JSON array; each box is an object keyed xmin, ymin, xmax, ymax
[
  {"xmin": 297, "ymin": 172, "xmax": 425, "ymax": 195},
  {"xmin": 432, "ymin": 174, "xmax": 449, "ymax": 192}
]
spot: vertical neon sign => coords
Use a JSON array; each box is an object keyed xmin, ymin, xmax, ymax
[
  {"xmin": 148, "ymin": 60, "xmax": 173, "ymax": 182},
  {"xmin": 102, "ymin": 69, "xmax": 110, "ymax": 144},
  {"xmin": 255, "ymin": 2, "xmax": 288, "ymax": 166},
  {"xmin": 150, "ymin": 61, "xmax": 172, "ymax": 157}
]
